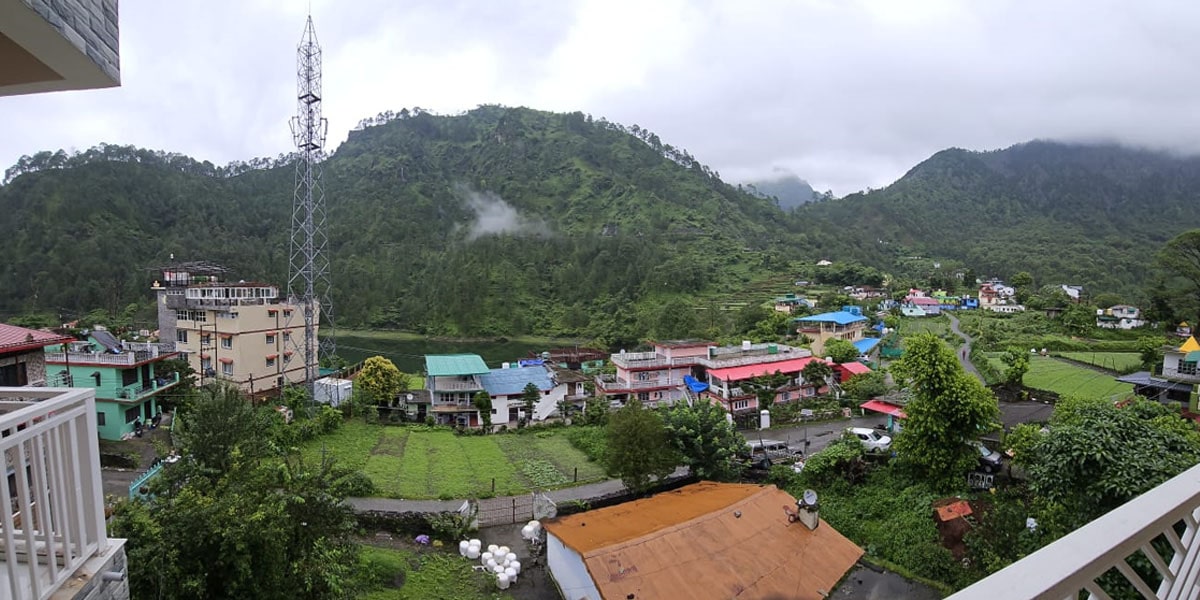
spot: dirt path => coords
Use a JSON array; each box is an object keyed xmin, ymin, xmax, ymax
[{"xmin": 947, "ymin": 313, "xmax": 985, "ymax": 383}]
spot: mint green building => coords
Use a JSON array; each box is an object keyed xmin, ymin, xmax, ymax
[{"xmin": 45, "ymin": 332, "xmax": 181, "ymax": 441}]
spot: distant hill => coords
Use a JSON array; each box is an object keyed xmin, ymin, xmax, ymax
[
  {"xmin": 745, "ymin": 172, "xmax": 818, "ymax": 210},
  {"xmin": 0, "ymin": 107, "xmax": 797, "ymax": 343},
  {"xmin": 797, "ymin": 140, "xmax": 1200, "ymax": 296}
]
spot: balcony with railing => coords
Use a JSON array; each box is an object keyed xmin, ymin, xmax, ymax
[
  {"xmin": 595, "ymin": 373, "xmax": 680, "ymax": 393},
  {"xmin": 0, "ymin": 387, "xmax": 119, "ymax": 600},
  {"xmin": 949, "ymin": 462, "xmax": 1200, "ymax": 600},
  {"xmin": 45, "ymin": 341, "xmax": 178, "ymax": 367},
  {"xmin": 428, "ymin": 375, "xmax": 484, "ymax": 392},
  {"xmin": 115, "ymin": 372, "xmax": 180, "ymax": 401}
]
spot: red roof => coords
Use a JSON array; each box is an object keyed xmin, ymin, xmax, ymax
[
  {"xmin": 837, "ymin": 362, "xmax": 872, "ymax": 376},
  {"xmin": 860, "ymin": 399, "xmax": 906, "ymax": 418},
  {"xmin": 910, "ymin": 296, "xmax": 940, "ymax": 306},
  {"xmin": 0, "ymin": 324, "xmax": 72, "ymax": 354},
  {"xmin": 707, "ymin": 357, "xmax": 823, "ymax": 381},
  {"xmin": 935, "ymin": 500, "xmax": 973, "ymax": 522},
  {"xmin": 219, "ymin": 358, "xmax": 234, "ymax": 364}
]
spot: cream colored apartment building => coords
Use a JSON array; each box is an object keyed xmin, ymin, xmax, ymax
[{"xmin": 153, "ymin": 262, "xmax": 317, "ymax": 394}]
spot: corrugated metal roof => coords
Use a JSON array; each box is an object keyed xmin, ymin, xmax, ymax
[
  {"xmin": 544, "ymin": 482, "xmax": 863, "ymax": 600},
  {"xmin": 708, "ymin": 357, "xmax": 822, "ymax": 381},
  {"xmin": 480, "ymin": 366, "xmax": 553, "ymax": 396},
  {"xmin": 837, "ymin": 362, "xmax": 872, "ymax": 376},
  {"xmin": 853, "ymin": 338, "xmax": 881, "ymax": 353},
  {"xmin": 0, "ymin": 323, "xmax": 72, "ymax": 354},
  {"xmin": 424, "ymin": 354, "xmax": 490, "ymax": 376},
  {"xmin": 795, "ymin": 311, "xmax": 867, "ymax": 325}
]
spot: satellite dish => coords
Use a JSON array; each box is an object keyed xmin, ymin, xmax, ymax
[
  {"xmin": 802, "ymin": 489, "xmax": 818, "ymax": 506},
  {"xmin": 406, "ymin": 393, "xmax": 413, "ymax": 402}
]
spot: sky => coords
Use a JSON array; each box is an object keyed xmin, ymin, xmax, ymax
[{"xmin": 4, "ymin": 0, "xmax": 1200, "ymax": 195}]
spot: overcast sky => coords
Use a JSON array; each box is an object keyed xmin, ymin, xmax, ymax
[{"xmin": 4, "ymin": 0, "xmax": 1200, "ymax": 195}]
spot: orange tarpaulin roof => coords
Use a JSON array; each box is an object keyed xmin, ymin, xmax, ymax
[{"xmin": 544, "ymin": 482, "xmax": 863, "ymax": 600}]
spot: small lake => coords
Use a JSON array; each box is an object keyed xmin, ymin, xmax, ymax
[{"xmin": 330, "ymin": 332, "xmax": 585, "ymax": 373}]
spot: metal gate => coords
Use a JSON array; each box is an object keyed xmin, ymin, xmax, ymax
[{"xmin": 477, "ymin": 495, "xmax": 534, "ymax": 527}]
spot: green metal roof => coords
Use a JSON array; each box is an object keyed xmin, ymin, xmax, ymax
[{"xmin": 425, "ymin": 354, "xmax": 490, "ymax": 376}]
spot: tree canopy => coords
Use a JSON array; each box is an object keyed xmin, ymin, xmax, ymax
[
  {"xmin": 604, "ymin": 399, "xmax": 678, "ymax": 494},
  {"xmin": 891, "ymin": 333, "xmax": 1000, "ymax": 488},
  {"xmin": 662, "ymin": 399, "xmax": 744, "ymax": 481},
  {"xmin": 356, "ymin": 356, "xmax": 405, "ymax": 405},
  {"xmin": 823, "ymin": 338, "xmax": 860, "ymax": 363}
]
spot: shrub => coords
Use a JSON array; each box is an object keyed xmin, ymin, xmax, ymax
[
  {"xmin": 798, "ymin": 435, "xmax": 865, "ymax": 487},
  {"xmin": 566, "ymin": 426, "xmax": 607, "ymax": 463}
]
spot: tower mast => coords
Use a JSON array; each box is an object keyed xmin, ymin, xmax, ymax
[{"xmin": 288, "ymin": 15, "xmax": 335, "ymax": 390}]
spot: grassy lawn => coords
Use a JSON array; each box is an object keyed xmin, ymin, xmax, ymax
[
  {"xmin": 357, "ymin": 544, "xmax": 511, "ymax": 600},
  {"xmin": 985, "ymin": 354, "xmax": 1133, "ymax": 399},
  {"xmin": 303, "ymin": 422, "xmax": 608, "ymax": 499},
  {"xmin": 1054, "ymin": 351, "xmax": 1142, "ymax": 373}
]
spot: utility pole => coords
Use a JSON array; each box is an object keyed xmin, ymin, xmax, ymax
[{"xmin": 287, "ymin": 14, "xmax": 335, "ymax": 397}]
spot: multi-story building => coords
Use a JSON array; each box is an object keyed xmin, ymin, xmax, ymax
[
  {"xmin": 0, "ymin": 0, "xmax": 120, "ymax": 97},
  {"xmin": 595, "ymin": 340, "xmax": 824, "ymax": 412},
  {"xmin": 44, "ymin": 330, "xmax": 181, "ymax": 440},
  {"xmin": 1096, "ymin": 304, "xmax": 1147, "ymax": 330},
  {"xmin": 1160, "ymin": 336, "xmax": 1199, "ymax": 410},
  {"xmin": 794, "ymin": 310, "xmax": 868, "ymax": 357},
  {"xmin": 152, "ymin": 262, "xmax": 313, "ymax": 394},
  {"xmin": 424, "ymin": 354, "xmax": 490, "ymax": 427},
  {"xmin": 0, "ymin": 323, "xmax": 71, "ymax": 388}
]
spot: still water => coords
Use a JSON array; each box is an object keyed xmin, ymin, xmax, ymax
[{"xmin": 332, "ymin": 332, "xmax": 584, "ymax": 373}]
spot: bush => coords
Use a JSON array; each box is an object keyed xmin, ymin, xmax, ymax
[
  {"xmin": 331, "ymin": 470, "xmax": 377, "ymax": 498},
  {"xmin": 798, "ymin": 435, "xmax": 865, "ymax": 487},
  {"xmin": 566, "ymin": 426, "xmax": 607, "ymax": 463}
]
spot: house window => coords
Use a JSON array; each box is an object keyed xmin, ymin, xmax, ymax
[
  {"xmin": 0, "ymin": 363, "xmax": 27, "ymax": 386},
  {"xmin": 176, "ymin": 330, "xmax": 189, "ymax": 343},
  {"xmin": 201, "ymin": 358, "xmax": 212, "ymax": 372},
  {"xmin": 1182, "ymin": 361, "xmax": 1198, "ymax": 376},
  {"xmin": 201, "ymin": 334, "xmax": 212, "ymax": 346},
  {"xmin": 121, "ymin": 369, "xmax": 138, "ymax": 387},
  {"xmin": 782, "ymin": 391, "xmax": 791, "ymax": 401},
  {"xmin": 221, "ymin": 337, "xmax": 233, "ymax": 350},
  {"xmin": 283, "ymin": 310, "xmax": 293, "ymax": 318},
  {"xmin": 266, "ymin": 357, "xmax": 276, "ymax": 368},
  {"xmin": 91, "ymin": 371, "xmax": 101, "ymax": 385},
  {"xmin": 125, "ymin": 406, "xmax": 140, "ymax": 423},
  {"xmin": 97, "ymin": 413, "xmax": 105, "ymax": 427},
  {"xmin": 733, "ymin": 400, "xmax": 749, "ymax": 410},
  {"xmin": 637, "ymin": 392, "xmax": 649, "ymax": 402},
  {"xmin": 283, "ymin": 332, "xmax": 291, "ymax": 342},
  {"xmin": 266, "ymin": 334, "xmax": 276, "ymax": 345},
  {"xmin": 222, "ymin": 362, "xmax": 234, "ymax": 376}
]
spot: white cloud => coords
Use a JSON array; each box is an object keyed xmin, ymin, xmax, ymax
[{"xmin": 5, "ymin": 0, "xmax": 1200, "ymax": 195}]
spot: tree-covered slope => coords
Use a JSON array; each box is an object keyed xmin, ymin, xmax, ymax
[
  {"xmin": 0, "ymin": 107, "xmax": 795, "ymax": 340},
  {"xmin": 798, "ymin": 140, "xmax": 1200, "ymax": 294}
]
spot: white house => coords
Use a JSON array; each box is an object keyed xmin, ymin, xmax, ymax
[
  {"xmin": 480, "ymin": 364, "xmax": 566, "ymax": 425},
  {"xmin": 1096, "ymin": 305, "xmax": 1146, "ymax": 330}
]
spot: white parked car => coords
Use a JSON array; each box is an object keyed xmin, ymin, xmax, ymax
[{"xmin": 847, "ymin": 427, "xmax": 892, "ymax": 453}]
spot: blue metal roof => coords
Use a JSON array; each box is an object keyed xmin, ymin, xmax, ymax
[
  {"xmin": 853, "ymin": 338, "xmax": 881, "ymax": 354},
  {"xmin": 795, "ymin": 311, "xmax": 868, "ymax": 325},
  {"xmin": 480, "ymin": 366, "xmax": 553, "ymax": 396}
]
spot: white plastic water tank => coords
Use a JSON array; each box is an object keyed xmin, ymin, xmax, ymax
[
  {"xmin": 505, "ymin": 567, "xmax": 517, "ymax": 582},
  {"xmin": 470, "ymin": 538, "xmax": 482, "ymax": 547},
  {"xmin": 466, "ymin": 546, "xmax": 480, "ymax": 560},
  {"xmin": 486, "ymin": 558, "xmax": 498, "ymax": 570},
  {"xmin": 492, "ymin": 564, "xmax": 505, "ymax": 575},
  {"xmin": 511, "ymin": 560, "xmax": 522, "ymax": 575},
  {"xmin": 521, "ymin": 525, "xmax": 534, "ymax": 540},
  {"xmin": 497, "ymin": 573, "xmax": 511, "ymax": 589},
  {"xmin": 497, "ymin": 546, "xmax": 510, "ymax": 558},
  {"xmin": 459, "ymin": 541, "xmax": 469, "ymax": 556},
  {"xmin": 506, "ymin": 552, "xmax": 517, "ymax": 564},
  {"xmin": 481, "ymin": 552, "xmax": 493, "ymax": 565},
  {"xmin": 488, "ymin": 544, "xmax": 499, "ymax": 554},
  {"xmin": 742, "ymin": 340, "xmax": 752, "ymax": 350}
]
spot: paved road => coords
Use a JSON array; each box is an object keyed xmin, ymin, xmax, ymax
[
  {"xmin": 740, "ymin": 414, "xmax": 886, "ymax": 455},
  {"xmin": 947, "ymin": 313, "xmax": 985, "ymax": 383}
]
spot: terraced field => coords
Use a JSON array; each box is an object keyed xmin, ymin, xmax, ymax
[{"xmin": 985, "ymin": 354, "xmax": 1134, "ymax": 399}]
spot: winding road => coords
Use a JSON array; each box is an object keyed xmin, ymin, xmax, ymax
[{"xmin": 947, "ymin": 313, "xmax": 985, "ymax": 383}]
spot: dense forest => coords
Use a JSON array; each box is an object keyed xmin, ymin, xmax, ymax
[
  {"xmin": 797, "ymin": 141, "xmax": 1200, "ymax": 295},
  {"xmin": 2, "ymin": 108, "xmax": 1199, "ymax": 340}
]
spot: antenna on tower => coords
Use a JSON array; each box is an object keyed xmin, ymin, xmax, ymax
[{"xmin": 288, "ymin": 14, "xmax": 335, "ymax": 394}]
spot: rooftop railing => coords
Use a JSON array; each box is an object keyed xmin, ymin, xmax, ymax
[{"xmin": 0, "ymin": 387, "xmax": 109, "ymax": 600}]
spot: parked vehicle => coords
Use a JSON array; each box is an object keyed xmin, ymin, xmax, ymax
[
  {"xmin": 847, "ymin": 427, "xmax": 891, "ymax": 453},
  {"xmin": 969, "ymin": 440, "xmax": 1004, "ymax": 473}
]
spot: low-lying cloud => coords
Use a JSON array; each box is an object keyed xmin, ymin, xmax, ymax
[{"xmin": 455, "ymin": 184, "xmax": 552, "ymax": 241}]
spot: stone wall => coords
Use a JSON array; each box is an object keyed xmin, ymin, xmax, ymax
[{"xmin": 21, "ymin": 0, "xmax": 120, "ymax": 82}]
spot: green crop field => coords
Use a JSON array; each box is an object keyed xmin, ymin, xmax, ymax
[
  {"xmin": 1054, "ymin": 352, "xmax": 1142, "ymax": 373},
  {"xmin": 985, "ymin": 355, "xmax": 1134, "ymax": 399},
  {"xmin": 302, "ymin": 421, "xmax": 608, "ymax": 499}
]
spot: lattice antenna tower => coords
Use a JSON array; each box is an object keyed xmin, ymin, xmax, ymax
[{"xmin": 287, "ymin": 14, "xmax": 335, "ymax": 389}]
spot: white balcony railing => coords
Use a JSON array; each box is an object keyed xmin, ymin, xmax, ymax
[
  {"xmin": 0, "ymin": 387, "xmax": 108, "ymax": 600},
  {"xmin": 949, "ymin": 462, "xmax": 1200, "ymax": 600}
]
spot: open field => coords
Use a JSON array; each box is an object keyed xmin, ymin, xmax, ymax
[
  {"xmin": 1054, "ymin": 352, "xmax": 1142, "ymax": 373},
  {"xmin": 303, "ymin": 421, "xmax": 608, "ymax": 499},
  {"xmin": 357, "ymin": 544, "xmax": 513, "ymax": 600},
  {"xmin": 985, "ymin": 354, "xmax": 1133, "ymax": 399}
]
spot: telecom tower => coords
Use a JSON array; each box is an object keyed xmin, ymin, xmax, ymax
[{"xmin": 288, "ymin": 15, "xmax": 335, "ymax": 388}]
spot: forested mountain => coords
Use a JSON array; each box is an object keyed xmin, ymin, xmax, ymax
[
  {"xmin": 797, "ymin": 140, "xmax": 1200, "ymax": 296},
  {"xmin": 0, "ymin": 107, "xmax": 812, "ymax": 342},
  {"xmin": 744, "ymin": 172, "xmax": 819, "ymax": 210},
  {"xmin": 3, "ymin": 113, "xmax": 1199, "ymax": 343}
]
